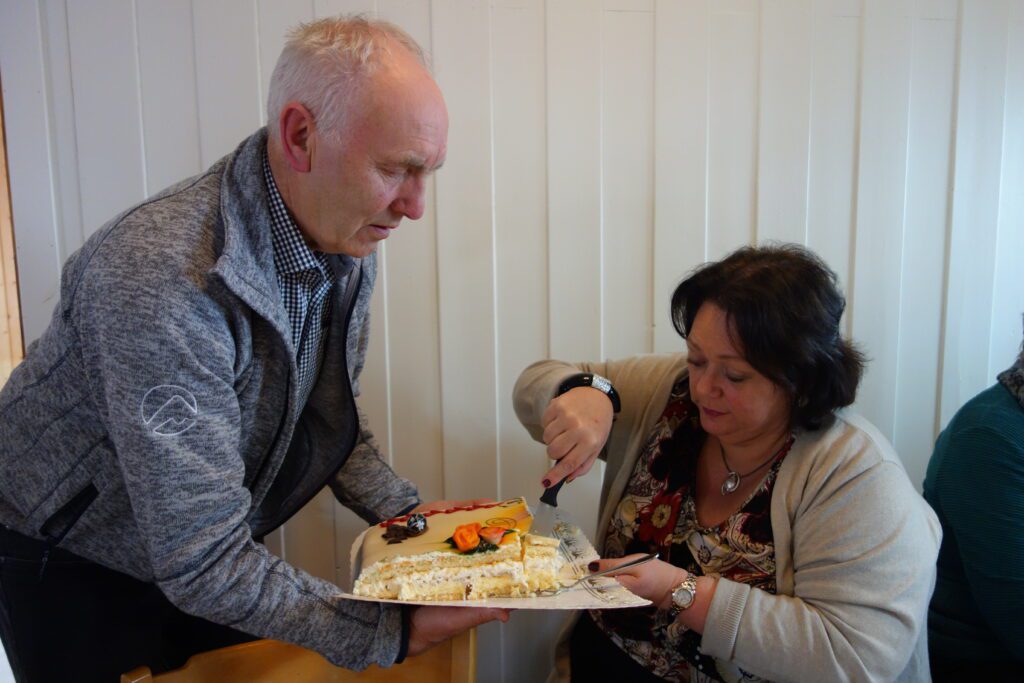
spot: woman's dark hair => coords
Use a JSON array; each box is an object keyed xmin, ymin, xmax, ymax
[{"xmin": 671, "ymin": 243, "xmax": 865, "ymax": 431}]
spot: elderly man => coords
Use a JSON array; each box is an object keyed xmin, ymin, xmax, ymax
[{"xmin": 0, "ymin": 16, "xmax": 504, "ymax": 682}]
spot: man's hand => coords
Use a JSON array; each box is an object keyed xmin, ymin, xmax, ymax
[
  {"xmin": 407, "ymin": 606, "xmax": 511, "ymax": 657},
  {"xmin": 409, "ymin": 498, "xmax": 495, "ymax": 515},
  {"xmin": 539, "ymin": 387, "xmax": 614, "ymax": 488}
]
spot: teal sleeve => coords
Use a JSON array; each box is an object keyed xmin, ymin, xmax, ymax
[{"xmin": 936, "ymin": 424, "xmax": 1024, "ymax": 656}]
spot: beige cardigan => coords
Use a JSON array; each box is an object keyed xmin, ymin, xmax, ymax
[{"xmin": 514, "ymin": 354, "xmax": 941, "ymax": 683}]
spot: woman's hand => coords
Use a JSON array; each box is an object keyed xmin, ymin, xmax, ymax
[
  {"xmin": 540, "ymin": 387, "xmax": 614, "ymax": 487},
  {"xmin": 591, "ymin": 555, "xmax": 687, "ymax": 610},
  {"xmin": 591, "ymin": 555, "xmax": 717, "ymax": 633}
]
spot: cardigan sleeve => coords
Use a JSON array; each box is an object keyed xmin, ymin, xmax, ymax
[
  {"xmin": 932, "ymin": 424, "xmax": 1024, "ymax": 655},
  {"xmin": 700, "ymin": 436, "xmax": 941, "ymax": 682}
]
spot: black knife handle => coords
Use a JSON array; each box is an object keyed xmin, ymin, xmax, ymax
[{"xmin": 540, "ymin": 478, "xmax": 566, "ymax": 507}]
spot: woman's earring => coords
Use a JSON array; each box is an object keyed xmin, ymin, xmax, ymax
[{"xmin": 797, "ymin": 396, "xmax": 808, "ymax": 408}]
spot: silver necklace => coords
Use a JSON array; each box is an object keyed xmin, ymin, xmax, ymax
[{"xmin": 718, "ymin": 436, "xmax": 793, "ymax": 496}]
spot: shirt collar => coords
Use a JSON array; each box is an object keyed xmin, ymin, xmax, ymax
[{"xmin": 263, "ymin": 149, "xmax": 328, "ymax": 277}]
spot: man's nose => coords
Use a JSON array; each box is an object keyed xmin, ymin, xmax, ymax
[{"xmin": 393, "ymin": 177, "xmax": 426, "ymax": 220}]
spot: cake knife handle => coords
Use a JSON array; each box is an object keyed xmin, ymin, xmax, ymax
[
  {"xmin": 585, "ymin": 552, "xmax": 659, "ymax": 581},
  {"xmin": 539, "ymin": 478, "xmax": 565, "ymax": 508}
]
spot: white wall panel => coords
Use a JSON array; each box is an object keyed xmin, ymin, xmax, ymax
[
  {"xmin": 137, "ymin": 0, "xmax": 202, "ymax": 196},
  {"xmin": 257, "ymin": 1, "xmax": 315, "ymax": 124},
  {"xmin": 941, "ymin": 0, "xmax": 1011, "ymax": 425},
  {"xmin": 850, "ymin": 0, "xmax": 912, "ymax": 440},
  {"xmin": 193, "ymin": 1, "xmax": 262, "ymax": 167},
  {"xmin": 707, "ymin": 0, "xmax": 759, "ymax": 257},
  {"xmin": 757, "ymin": 0, "xmax": 812, "ymax": 245},
  {"xmin": 602, "ymin": 7, "xmax": 655, "ymax": 358},
  {"xmin": 893, "ymin": 3, "xmax": 957, "ymax": 488},
  {"xmin": 3, "ymin": 1, "xmax": 1024, "ymax": 680},
  {"xmin": 66, "ymin": 0, "xmax": 145, "ymax": 237},
  {"xmin": 806, "ymin": 0, "xmax": 861, "ymax": 312},
  {"xmin": 0, "ymin": 2, "xmax": 63, "ymax": 343},
  {"xmin": 492, "ymin": 4, "xmax": 558, "ymax": 680},
  {"xmin": 991, "ymin": 0, "xmax": 1024, "ymax": 375},
  {"xmin": 653, "ymin": 0, "xmax": 709, "ymax": 353},
  {"xmin": 547, "ymin": 0, "xmax": 603, "ymax": 361}
]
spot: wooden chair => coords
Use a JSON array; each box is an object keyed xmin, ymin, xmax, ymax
[{"xmin": 121, "ymin": 629, "xmax": 475, "ymax": 683}]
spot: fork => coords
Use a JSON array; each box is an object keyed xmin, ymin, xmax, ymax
[{"xmin": 536, "ymin": 552, "xmax": 659, "ymax": 596}]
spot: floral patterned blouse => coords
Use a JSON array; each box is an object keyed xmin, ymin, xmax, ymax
[{"xmin": 591, "ymin": 378, "xmax": 794, "ymax": 682}]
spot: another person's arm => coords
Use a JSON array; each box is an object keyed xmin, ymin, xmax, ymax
[{"xmin": 933, "ymin": 424, "xmax": 1024, "ymax": 656}]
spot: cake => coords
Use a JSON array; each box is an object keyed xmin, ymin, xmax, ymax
[{"xmin": 353, "ymin": 497, "xmax": 565, "ymax": 600}]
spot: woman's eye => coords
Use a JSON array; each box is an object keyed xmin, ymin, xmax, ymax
[
  {"xmin": 687, "ymin": 358, "xmax": 706, "ymax": 368},
  {"xmin": 726, "ymin": 374, "xmax": 747, "ymax": 383}
]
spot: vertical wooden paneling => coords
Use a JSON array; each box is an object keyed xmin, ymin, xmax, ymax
[
  {"xmin": 373, "ymin": 0, "xmax": 442, "ymax": 498},
  {"xmin": 316, "ymin": 0, "xmax": 377, "ymax": 16},
  {"xmin": 66, "ymin": 0, "xmax": 145, "ymax": 234},
  {"xmin": 431, "ymin": 4, "xmax": 501, "ymax": 676},
  {"xmin": 256, "ymin": 1, "xmax": 315, "ymax": 126},
  {"xmin": 707, "ymin": 0, "xmax": 759, "ymax": 258},
  {"xmin": 432, "ymin": 0, "xmax": 497, "ymax": 498},
  {"xmin": 41, "ymin": 0, "xmax": 83, "ymax": 262},
  {"xmin": 653, "ymin": 0, "xmax": 709, "ymax": 352},
  {"xmin": 603, "ymin": 8, "xmax": 655, "ymax": 358},
  {"xmin": 940, "ymin": 0, "xmax": 1010, "ymax": 425},
  {"xmin": 989, "ymin": 1, "xmax": 1024, "ymax": 377},
  {"xmin": 492, "ymin": 4, "xmax": 557, "ymax": 680},
  {"xmin": 547, "ymin": 0, "xmax": 603, "ymax": 361},
  {"xmin": 0, "ymin": 1, "xmax": 63, "ymax": 343},
  {"xmin": 193, "ymin": 1, "xmax": 262, "ymax": 166},
  {"xmin": 893, "ymin": 0, "xmax": 957, "ymax": 489},
  {"xmin": 137, "ymin": 0, "xmax": 202, "ymax": 195},
  {"xmin": 806, "ymin": 0, "xmax": 861, "ymax": 310},
  {"xmin": 5, "ymin": 2, "xmax": 1024, "ymax": 680},
  {"xmin": 757, "ymin": 0, "xmax": 812, "ymax": 244},
  {"xmin": 849, "ymin": 0, "xmax": 912, "ymax": 440}
]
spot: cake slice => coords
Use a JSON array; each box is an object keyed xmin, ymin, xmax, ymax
[{"xmin": 353, "ymin": 497, "xmax": 566, "ymax": 600}]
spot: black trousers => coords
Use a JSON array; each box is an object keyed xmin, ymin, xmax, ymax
[
  {"xmin": 569, "ymin": 611, "xmax": 667, "ymax": 682},
  {"xmin": 0, "ymin": 526, "xmax": 255, "ymax": 683}
]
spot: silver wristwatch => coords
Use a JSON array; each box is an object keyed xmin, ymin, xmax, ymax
[{"xmin": 669, "ymin": 574, "xmax": 698, "ymax": 617}]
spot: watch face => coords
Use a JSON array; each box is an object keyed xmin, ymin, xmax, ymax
[{"xmin": 673, "ymin": 585, "xmax": 694, "ymax": 609}]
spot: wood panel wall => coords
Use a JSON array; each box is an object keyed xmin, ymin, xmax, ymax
[{"xmin": 2, "ymin": 1, "xmax": 1023, "ymax": 681}]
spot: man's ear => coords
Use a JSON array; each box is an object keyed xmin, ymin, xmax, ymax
[{"xmin": 278, "ymin": 102, "xmax": 314, "ymax": 173}]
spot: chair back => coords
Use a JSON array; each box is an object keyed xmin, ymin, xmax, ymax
[{"xmin": 121, "ymin": 629, "xmax": 475, "ymax": 683}]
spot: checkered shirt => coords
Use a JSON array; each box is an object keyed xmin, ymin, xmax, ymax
[{"xmin": 263, "ymin": 150, "xmax": 334, "ymax": 407}]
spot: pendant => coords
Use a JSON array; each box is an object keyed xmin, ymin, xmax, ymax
[{"xmin": 720, "ymin": 472, "xmax": 741, "ymax": 496}]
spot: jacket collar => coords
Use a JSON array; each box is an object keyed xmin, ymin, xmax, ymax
[{"xmin": 210, "ymin": 128, "xmax": 292, "ymax": 345}]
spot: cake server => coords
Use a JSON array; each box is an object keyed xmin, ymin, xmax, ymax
[{"xmin": 532, "ymin": 477, "xmax": 567, "ymax": 540}]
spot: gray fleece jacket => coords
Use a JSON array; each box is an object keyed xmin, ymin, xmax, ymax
[{"xmin": 0, "ymin": 129, "xmax": 419, "ymax": 669}]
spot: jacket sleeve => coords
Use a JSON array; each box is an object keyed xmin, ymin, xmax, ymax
[
  {"xmin": 934, "ymin": 424, "xmax": 1024, "ymax": 654},
  {"xmin": 328, "ymin": 307, "xmax": 420, "ymax": 522},
  {"xmin": 72, "ymin": 243, "xmax": 403, "ymax": 671},
  {"xmin": 512, "ymin": 354, "xmax": 682, "ymax": 459},
  {"xmin": 328, "ymin": 406, "xmax": 420, "ymax": 523},
  {"xmin": 700, "ymin": 441, "xmax": 941, "ymax": 682}
]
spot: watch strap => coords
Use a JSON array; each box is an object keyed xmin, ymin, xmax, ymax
[
  {"xmin": 556, "ymin": 372, "xmax": 621, "ymax": 413},
  {"xmin": 669, "ymin": 574, "xmax": 698, "ymax": 617}
]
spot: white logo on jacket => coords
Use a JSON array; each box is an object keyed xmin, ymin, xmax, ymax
[{"xmin": 140, "ymin": 385, "xmax": 198, "ymax": 436}]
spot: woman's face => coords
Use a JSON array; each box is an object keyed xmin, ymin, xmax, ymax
[{"xmin": 686, "ymin": 302, "xmax": 792, "ymax": 447}]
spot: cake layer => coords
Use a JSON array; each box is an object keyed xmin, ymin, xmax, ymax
[{"xmin": 353, "ymin": 497, "xmax": 567, "ymax": 600}]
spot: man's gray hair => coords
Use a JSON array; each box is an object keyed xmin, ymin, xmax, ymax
[{"xmin": 267, "ymin": 15, "xmax": 427, "ymax": 141}]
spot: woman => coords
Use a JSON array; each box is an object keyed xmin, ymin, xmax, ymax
[
  {"xmin": 923, "ymin": 318, "xmax": 1024, "ymax": 679},
  {"xmin": 514, "ymin": 244, "xmax": 940, "ymax": 682}
]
